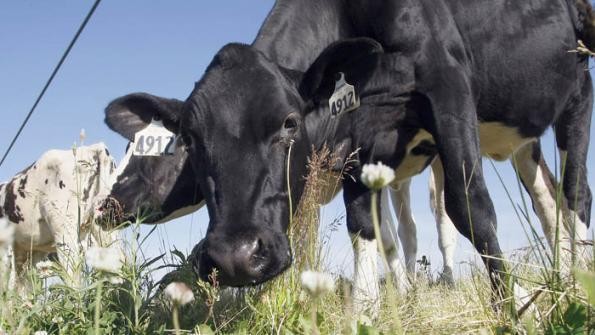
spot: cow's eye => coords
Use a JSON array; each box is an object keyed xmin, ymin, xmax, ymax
[
  {"xmin": 283, "ymin": 114, "xmax": 299, "ymax": 131},
  {"xmin": 180, "ymin": 132, "xmax": 192, "ymax": 147}
]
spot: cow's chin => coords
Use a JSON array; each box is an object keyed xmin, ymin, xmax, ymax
[{"xmin": 190, "ymin": 240, "xmax": 293, "ymax": 287}]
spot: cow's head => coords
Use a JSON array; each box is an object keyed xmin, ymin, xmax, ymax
[
  {"xmin": 98, "ymin": 93, "xmax": 203, "ymax": 226},
  {"xmin": 178, "ymin": 39, "xmax": 382, "ymax": 286}
]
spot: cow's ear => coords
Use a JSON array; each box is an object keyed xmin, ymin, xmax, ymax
[
  {"xmin": 105, "ymin": 93, "xmax": 184, "ymax": 141},
  {"xmin": 298, "ymin": 38, "xmax": 383, "ymax": 104}
]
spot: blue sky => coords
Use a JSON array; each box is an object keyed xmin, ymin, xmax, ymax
[{"xmin": 1, "ymin": 1, "xmax": 593, "ymax": 278}]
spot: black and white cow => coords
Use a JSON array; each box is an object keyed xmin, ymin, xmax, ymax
[
  {"xmin": 97, "ymin": 94, "xmax": 204, "ymax": 226},
  {"xmin": 108, "ymin": 0, "xmax": 593, "ymax": 315},
  {"xmin": 0, "ymin": 143, "xmax": 118, "ymax": 282},
  {"xmin": 101, "ymin": 95, "xmax": 417, "ymax": 290}
]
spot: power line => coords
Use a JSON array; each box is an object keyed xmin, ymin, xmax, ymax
[{"xmin": 0, "ymin": 0, "xmax": 102, "ymax": 169}]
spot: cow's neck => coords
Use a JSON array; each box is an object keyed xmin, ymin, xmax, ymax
[{"xmin": 252, "ymin": 0, "xmax": 352, "ymax": 71}]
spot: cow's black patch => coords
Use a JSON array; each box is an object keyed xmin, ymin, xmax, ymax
[
  {"xmin": 83, "ymin": 154, "xmax": 101, "ymax": 202},
  {"xmin": 18, "ymin": 175, "xmax": 28, "ymax": 198},
  {"xmin": 4, "ymin": 181, "xmax": 24, "ymax": 223},
  {"xmin": 411, "ymin": 140, "xmax": 436, "ymax": 157},
  {"xmin": 59, "ymin": 180, "xmax": 65, "ymax": 189}
]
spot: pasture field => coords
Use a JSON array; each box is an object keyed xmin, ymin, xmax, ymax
[{"xmin": 0, "ymin": 151, "xmax": 593, "ymax": 335}]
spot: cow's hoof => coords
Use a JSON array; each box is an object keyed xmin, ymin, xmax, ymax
[{"xmin": 437, "ymin": 267, "xmax": 455, "ymax": 287}]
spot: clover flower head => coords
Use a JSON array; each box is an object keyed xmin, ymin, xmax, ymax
[
  {"xmin": 85, "ymin": 246, "xmax": 124, "ymax": 273},
  {"xmin": 360, "ymin": 162, "xmax": 395, "ymax": 190},
  {"xmin": 300, "ymin": 270, "xmax": 335, "ymax": 298},
  {"xmin": 164, "ymin": 282, "xmax": 195, "ymax": 306},
  {"xmin": 35, "ymin": 260, "xmax": 55, "ymax": 278},
  {"xmin": 34, "ymin": 331, "xmax": 48, "ymax": 335}
]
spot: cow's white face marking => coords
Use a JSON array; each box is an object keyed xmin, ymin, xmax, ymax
[
  {"xmin": 158, "ymin": 201, "xmax": 205, "ymax": 224},
  {"xmin": 479, "ymin": 122, "xmax": 536, "ymax": 161}
]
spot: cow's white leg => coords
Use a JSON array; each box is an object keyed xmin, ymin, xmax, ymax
[
  {"xmin": 558, "ymin": 149, "xmax": 590, "ymax": 269},
  {"xmin": 429, "ymin": 158, "xmax": 458, "ymax": 285},
  {"xmin": 388, "ymin": 180, "xmax": 418, "ymax": 277},
  {"xmin": 513, "ymin": 143, "xmax": 574, "ymax": 274},
  {"xmin": 351, "ymin": 234, "xmax": 380, "ymax": 319},
  {"xmin": 11, "ymin": 247, "xmax": 47, "ymax": 292},
  {"xmin": 379, "ymin": 187, "xmax": 408, "ymax": 292},
  {"xmin": 44, "ymin": 207, "xmax": 84, "ymax": 285}
]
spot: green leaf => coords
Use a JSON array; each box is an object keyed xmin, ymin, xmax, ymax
[
  {"xmin": 573, "ymin": 269, "xmax": 595, "ymax": 306},
  {"xmin": 562, "ymin": 302, "xmax": 586, "ymax": 333},
  {"xmin": 171, "ymin": 248, "xmax": 187, "ymax": 263},
  {"xmin": 357, "ymin": 322, "xmax": 381, "ymax": 335},
  {"xmin": 194, "ymin": 324, "xmax": 215, "ymax": 335}
]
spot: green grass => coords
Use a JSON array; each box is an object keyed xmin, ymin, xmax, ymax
[{"xmin": 0, "ymin": 150, "xmax": 593, "ymax": 334}]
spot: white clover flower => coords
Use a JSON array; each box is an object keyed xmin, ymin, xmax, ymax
[
  {"xmin": 300, "ymin": 270, "xmax": 335, "ymax": 298},
  {"xmin": 35, "ymin": 260, "xmax": 55, "ymax": 278},
  {"xmin": 34, "ymin": 331, "xmax": 48, "ymax": 335},
  {"xmin": 51, "ymin": 315, "xmax": 64, "ymax": 324},
  {"xmin": 164, "ymin": 282, "xmax": 194, "ymax": 306},
  {"xmin": 360, "ymin": 162, "xmax": 395, "ymax": 190},
  {"xmin": 109, "ymin": 276, "xmax": 124, "ymax": 285},
  {"xmin": 0, "ymin": 218, "xmax": 15, "ymax": 248},
  {"xmin": 85, "ymin": 246, "xmax": 124, "ymax": 273}
]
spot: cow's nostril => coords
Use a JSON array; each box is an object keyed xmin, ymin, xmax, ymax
[{"xmin": 251, "ymin": 238, "xmax": 265, "ymax": 260}]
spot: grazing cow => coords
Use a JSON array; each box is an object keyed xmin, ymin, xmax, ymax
[
  {"xmin": 97, "ymin": 95, "xmax": 204, "ymax": 226},
  {"xmin": 108, "ymin": 0, "xmax": 594, "ymax": 316},
  {"xmin": 100, "ymin": 98, "xmax": 413, "ymax": 289},
  {"xmin": 0, "ymin": 143, "xmax": 118, "ymax": 280}
]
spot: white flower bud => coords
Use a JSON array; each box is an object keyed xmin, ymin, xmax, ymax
[
  {"xmin": 300, "ymin": 270, "xmax": 335, "ymax": 298},
  {"xmin": 85, "ymin": 247, "xmax": 124, "ymax": 273},
  {"xmin": 360, "ymin": 162, "xmax": 395, "ymax": 190},
  {"xmin": 35, "ymin": 260, "xmax": 55, "ymax": 278},
  {"xmin": 164, "ymin": 282, "xmax": 195, "ymax": 306}
]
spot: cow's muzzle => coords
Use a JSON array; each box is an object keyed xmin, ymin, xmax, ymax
[{"xmin": 190, "ymin": 231, "xmax": 292, "ymax": 287}]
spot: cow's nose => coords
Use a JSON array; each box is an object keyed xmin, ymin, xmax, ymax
[{"xmin": 205, "ymin": 237, "xmax": 267, "ymax": 285}]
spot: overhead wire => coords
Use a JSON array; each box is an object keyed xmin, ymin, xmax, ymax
[{"xmin": 0, "ymin": 0, "xmax": 102, "ymax": 169}]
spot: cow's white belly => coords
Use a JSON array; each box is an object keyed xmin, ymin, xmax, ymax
[
  {"xmin": 391, "ymin": 123, "xmax": 535, "ymax": 183},
  {"xmin": 393, "ymin": 129, "xmax": 435, "ymax": 182},
  {"xmin": 478, "ymin": 122, "xmax": 536, "ymax": 161}
]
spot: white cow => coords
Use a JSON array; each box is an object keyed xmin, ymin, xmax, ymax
[{"xmin": 0, "ymin": 143, "xmax": 118, "ymax": 283}]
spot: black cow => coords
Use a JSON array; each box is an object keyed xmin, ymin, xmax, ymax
[
  {"xmin": 98, "ymin": 94, "xmax": 203, "ymax": 225},
  {"xmin": 109, "ymin": 0, "xmax": 594, "ymax": 315}
]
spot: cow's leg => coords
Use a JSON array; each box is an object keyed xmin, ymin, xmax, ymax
[
  {"xmin": 48, "ymin": 215, "xmax": 83, "ymax": 284},
  {"xmin": 512, "ymin": 142, "xmax": 575, "ymax": 274},
  {"xmin": 388, "ymin": 180, "xmax": 418, "ymax": 278},
  {"xmin": 344, "ymin": 178, "xmax": 380, "ymax": 319},
  {"xmin": 555, "ymin": 77, "xmax": 592, "ymax": 269},
  {"xmin": 11, "ymin": 246, "xmax": 47, "ymax": 292},
  {"xmin": 380, "ymin": 186, "xmax": 408, "ymax": 292},
  {"xmin": 429, "ymin": 158, "xmax": 458, "ymax": 286},
  {"xmin": 418, "ymin": 67, "xmax": 507, "ymax": 301}
]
